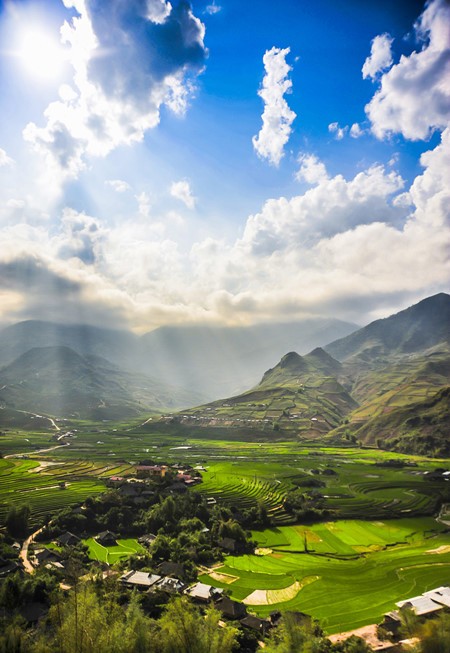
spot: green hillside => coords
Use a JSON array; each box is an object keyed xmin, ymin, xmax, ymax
[
  {"xmin": 0, "ymin": 346, "xmax": 203, "ymax": 420},
  {"xmin": 178, "ymin": 349, "xmax": 357, "ymax": 436}
]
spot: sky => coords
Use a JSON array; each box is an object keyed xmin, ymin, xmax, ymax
[{"xmin": 0, "ymin": 0, "xmax": 449, "ymax": 333}]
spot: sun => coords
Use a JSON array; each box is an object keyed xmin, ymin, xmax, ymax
[{"xmin": 17, "ymin": 27, "xmax": 66, "ymax": 81}]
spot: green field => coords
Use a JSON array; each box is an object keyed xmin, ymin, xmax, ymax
[
  {"xmin": 0, "ymin": 457, "xmax": 131, "ymax": 527},
  {"xmin": 201, "ymin": 518, "xmax": 450, "ymax": 634},
  {"xmin": 1, "ymin": 423, "xmax": 449, "ymax": 635},
  {"xmin": 83, "ymin": 538, "xmax": 146, "ymax": 564}
]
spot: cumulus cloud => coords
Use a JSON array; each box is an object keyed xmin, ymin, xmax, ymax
[
  {"xmin": 0, "ymin": 148, "xmax": 14, "ymax": 167},
  {"xmin": 366, "ymin": 0, "xmax": 450, "ymax": 140},
  {"xmin": 362, "ymin": 33, "xmax": 393, "ymax": 80},
  {"xmin": 0, "ymin": 130, "xmax": 448, "ymax": 329},
  {"xmin": 295, "ymin": 154, "xmax": 328, "ymax": 185},
  {"xmin": 252, "ymin": 47, "xmax": 296, "ymax": 166},
  {"xmin": 105, "ymin": 179, "xmax": 131, "ymax": 193},
  {"xmin": 350, "ymin": 123, "xmax": 364, "ymax": 138},
  {"xmin": 328, "ymin": 122, "xmax": 347, "ymax": 140},
  {"xmin": 170, "ymin": 179, "xmax": 196, "ymax": 208},
  {"xmin": 24, "ymin": 0, "xmax": 207, "ymax": 178}
]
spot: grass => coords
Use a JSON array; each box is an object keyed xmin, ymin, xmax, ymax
[{"xmin": 83, "ymin": 538, "xmax": 146, "ymax": 564}]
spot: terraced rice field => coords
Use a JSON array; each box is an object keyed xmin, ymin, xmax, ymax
[
  {"xmin": 201, "ymin": 518, "xmax": 450, "ymax": 634},
  {"xmin": 0, "ymin": 458, "xmax": 133, "ymax": 527},
  {"xmin": 83, "ymin": 537, "xmax": 146, "ymax": 564}
]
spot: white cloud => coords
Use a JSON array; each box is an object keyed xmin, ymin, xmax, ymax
[
  {"xmin": 350, "ymin": 123, "xmax": 364, "ymax": 138},
  {"xmin": 366, "ymin": 0, "xmax": 450, "ymax": 140},
  {"xmin": 328, "ymin": 122, "xmax": 347, "ymax": 140},
  {"xmin": 0, "ymin": 131, "xmax": 448, "ymax": 329},
  {"xmin": 296, "ymin": 154, "xmax": 328, "ymax": 185},
  {"xmin": 136, "ymin": 192, "xmax": 152, "ymax": 218},
  {"xmin": 252, "ymin": 47, "xmax": 296, "ymax": 166},
  {"xmin": 0, "ymin": 148, "xmax": 14, "ymax": 167},
  {"xmin": 362, "ymin": 33, "xmax": 393, "ymax": 80},
  {"xmin": 146, "ymin": 0, "xmax": 172, "ymax": 24},
  {"xmin": 105, "ymin": 179, "xmax": 131, "ymax": 193},
  {"xmin": 170, "ymin": 180, "xmax": 196, "ymax": 209},
  {"xmin": 23, "ymin": 0, "xmax": 207, "ymax": 179},
  {"xmin": 205, "ymin": 2, "xmax": 221, "ymax": 15}
]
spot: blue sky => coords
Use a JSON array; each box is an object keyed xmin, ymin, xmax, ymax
[{"xmin": 0, "ymin": 0, "xmax": 448, "ymax": 331}]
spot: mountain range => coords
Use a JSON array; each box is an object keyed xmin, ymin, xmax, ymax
[
  {"xmin": 174, "ymin": 293, "xmax": 450, "ymax": 455},
  {"xmin": 0, "ymin": 293, "xmax": 448, "ymax": 453},
  {"xmin": 0, "ymin": 316, "xmax": 357, "ymax": 420}
]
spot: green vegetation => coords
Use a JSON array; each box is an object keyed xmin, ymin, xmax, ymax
[
  {"xmin": 200, "ymin": 517, "xmax": 450, "ymax": 634},
  {"xmin": 83, "ymin": 537, "xmax": 146, "ymax": 564}
]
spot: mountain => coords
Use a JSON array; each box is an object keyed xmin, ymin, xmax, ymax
[
  {"xmin": 139, "ymin": 318, "xmax": 358, "ymax": 399},
  {"xmin": 325, "ymin": 293, "xmax": 450, "ymax": 364},
  {"xmin": 0, "ymin": 321, "xmax": 140, "ymax": 370},
  {"xmin": 339, "ymin": 386, "xmax": 450, "ymax": 456},
  {"xmin": 0, "ymin": 318, "xmax": 358, "ymax": 401},
  {"xmin": 0, "ymin": 346, "xmax": 203, "ymax": 420},
  {"xmin": 177, "ymin": 348, "xmax": 357, "ymax": 437},
  {"xmin": 171, "ymin": 294, "xmax": 450, "ymax": 454}
]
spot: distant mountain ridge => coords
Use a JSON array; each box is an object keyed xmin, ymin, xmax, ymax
[
  {"xmin": 0, "ymin": 345, "xmax": 204, "ymax": 420},
  {"xmin": 0, "ymin": 317, "xmax": 359, "ymax": 401}
]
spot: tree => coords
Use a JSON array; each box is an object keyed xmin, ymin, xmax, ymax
[
  {"xmin": 264, "ymin": 614, "xmax": 331, "ymax": 653},
  {"xmin": 419, "ymin": 612, "xmax": 450, "ymax": 653},
  {"xmin": 158, "ymin": 596, "xmax": 238, "ymax": 653}
]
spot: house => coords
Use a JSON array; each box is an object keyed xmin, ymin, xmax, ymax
[
  {"xmin": 185, "ymin": 582, "xmax": 223, "ymax": 603},
  {"xmin": 138, "ymin": 534, "xmax": 157, "ymax": 547},
  {"xmin": 166, "ymin": 482, "xmax": 187, "ymax": 494},
  {"xmin": 57, "ymin": 532, "xmax": 81, "ymax": 547},
  {"xmin": 214, "ymin": 596, "xmax": 247, "ymax": 620},
  {"xmin": 218, "ymin": 538, "xmax": 243, "ymax": 554},
  {"xmin": 95, "ymin": 531, "xmax": 117, "ymax": 546},
  {"xmin": 120, "ymin": 570, "xmax": 161, "ymax": 590},
  {"xmin": 0, "ymin": 558, "xmax": 22, "ymax": 577},
  {"xmin": 34, "ymin": 549, "xmax": 62, "ymax": 566},
  {"xmin": 156, "ymin": 576, "xmax": 186, "ymax": 593},
  {"xmin": 240, "ymin": 615, "xmax": 272, "ymax": 636},
  {"xmin": 136, "ymin": 465, "xmax": 167, "ymax": 478},
  {"xmin": 157, "ymin": 561, "xmax": 185, "ymax": 578}
]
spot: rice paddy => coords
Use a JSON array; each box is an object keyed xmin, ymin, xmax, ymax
[
  {"xmin": 200, "ymin": 517, "xmax": 450, "ymax": 634},
  {"xmin": 1, "ymin": 423, "xmax": 449, "ymax": 634},
  {"xmin": 83, "ymin": 537, "xmax": 146, "ymax": 564}
]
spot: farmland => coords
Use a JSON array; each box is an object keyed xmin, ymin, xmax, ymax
[
  {"xmin": 1, "ymin": 421, "xmax": 449, "ymax": 635},
  {"xmin": 83, "ymin": 537, "xmax": 146, "ymax": 564},
  {"xmin": 200, "ymin": 517, "xmax": 450, "ymax": 634}
]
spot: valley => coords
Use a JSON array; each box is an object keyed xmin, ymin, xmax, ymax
[{"xmin": 0, "ymin": 293, "xmax": 449, "ymax": 645}]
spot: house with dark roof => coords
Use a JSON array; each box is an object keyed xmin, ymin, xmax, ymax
[
  {"xmin": 34, "ymin": 549, "xmax": 62, "ymax": 566},
  {"xmin": 57, "ymin": 532, "xmax": 81, "ymax": 547},
  {"xmin": 0, "ymin": 558, "xmax": 22, "ymax": 577},
  {"xmin": 158, "ymin": 561, "xmax": 185, "ymax": 578},
  {"xmin": 240, "ymin": 615, "xmax": 272, "ymax": 636},
  {"xmin": 218, "ymin": 538, "xmax": 243, "ymax": 554},
  {"xmin": 95, "ymin": 531, "xmax": 117, "ymax": 546},
  {"xmin": 138, "ymin": 534, "xmax": 157, "ymax": 546},
  {"xmin": 214, "ymin": 596, "xmax": 247, "ymax": 620}
]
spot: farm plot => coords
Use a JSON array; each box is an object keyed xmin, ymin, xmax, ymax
[
  {"xmin": 83, "ymin": 538, "xmax": 145, "ymax": 564},
  {"xmin": 197, "ymin": 462, "xmax": 294, "ymax": 524},
  {"xmin": 201, "ymin": 518, "xmax": 450, "ymax": 634},
  {"xmin": 0, "ymin": 458, "xmax": 107, "ymax": 528}
]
